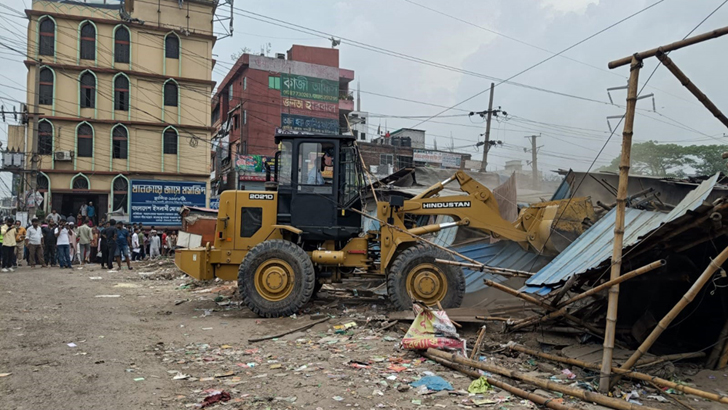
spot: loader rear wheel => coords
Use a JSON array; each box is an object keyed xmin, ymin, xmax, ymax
[
  {"xmin": 387, "ymin": 244, "xmax": 465, "ymax": 311},
  {"xmin": 238, "ymin": 240, "xmax": 315, "ymax": 318}
]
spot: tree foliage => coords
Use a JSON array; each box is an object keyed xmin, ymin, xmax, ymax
[{"xmin": 599, "ymin": 141, "xmax": 727, "ymax": 177}]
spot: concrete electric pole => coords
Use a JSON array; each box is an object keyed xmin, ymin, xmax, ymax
[
  {"xmin": 27, "ymin": 60, "xmax": 41, "ymax": 217},
  {"xmin": 524, "ymin": 134, "xmax": 541, "ymax": 189},
  {"xmin": 470, "ymin": 83, "xmax": 507, "ymax": 173}
]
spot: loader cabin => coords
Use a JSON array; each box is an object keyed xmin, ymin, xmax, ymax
[{"xmin": 273, "ymin": 134, "xmax": 364, "ymax": 244}]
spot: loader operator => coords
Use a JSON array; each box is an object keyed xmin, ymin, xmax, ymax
[{"xmin": 307, "ymin": 149, "xmax": 333, "ymax": 185}]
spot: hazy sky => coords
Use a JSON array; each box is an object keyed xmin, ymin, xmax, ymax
[{"xmin": 2, "ymin": 0, "xmax": 728, "ymax": 197}]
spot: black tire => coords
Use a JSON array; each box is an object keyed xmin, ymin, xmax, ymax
[
  {"xmin": 313, "ymin": 280, "xmax": 324, "ymax": 296},
  {"xmin": 386, "ymin": 244, "xmax": 465, "ymax": 311},
  {"xmin": 238, "ymin": 240, "xmax": 316, "ymax": 318}
]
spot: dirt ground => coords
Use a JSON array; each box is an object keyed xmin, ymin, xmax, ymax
[{"xmin": 1, "ymin": 261, "xmax": 726, "ymax": 409}]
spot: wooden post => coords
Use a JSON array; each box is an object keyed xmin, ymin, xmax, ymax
[
  {"xmin": 506, "ymin": 343, "xmax": 728, "ymax": 405},
  {"xmin": 599, "ymin": 55, "xmax": 642, "ymax": 392},
  {"xmin": 426, "ymin": 349, "xmax": 659, "ymax": 410},
  {"xmin": 619, "ymin": 245, "xmax": 728, "ymax": 372},
  {"xmin": 706, "ymin": 320, "xmax": 728, "ymax": 368}
]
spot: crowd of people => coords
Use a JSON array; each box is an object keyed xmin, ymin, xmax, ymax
[{"xmin": 0, "ymin": 205, "xmax": 178, "ymax": 272}]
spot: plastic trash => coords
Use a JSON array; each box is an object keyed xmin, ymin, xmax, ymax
[
  {"xmin": 468, "ymin": 376, "xmax": 491, "ymax": 394},
  {"xmin": 410, "ymin": 375, "xmax": 454, "ymax": 392}
]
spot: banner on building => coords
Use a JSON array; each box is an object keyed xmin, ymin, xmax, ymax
[
  {"xmin": 281, "ymin": 113, "xmax": 338, "ymax": 135},
  {"xmin": 235, "ymin": 155, "xmax": 274, "ymax": 182},
  {"xmin": 130, "ymin": 180, "xmax": 207, "ymax": 226},
  {"xmin": 281, "ymin": 73, "xmax": 339, "ymax": 102},
  {"xmin": 413, "ymin": 150, "xmax": 462, "ymax": 168}
]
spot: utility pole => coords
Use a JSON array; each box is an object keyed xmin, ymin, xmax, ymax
[
  {"xmin": 470, "ymin": 83, "xmax": 506, "ymax": 172},
  {"xmin": 524, "ymin": 134, "xmax": 541, "ymax": 189},
  {"xmin": 27, "ymin": 60, "xmax": 41, "ymax": 218}
]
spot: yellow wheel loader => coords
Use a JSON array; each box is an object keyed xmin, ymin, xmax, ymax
[{"xmin": 175, "ymin": 134, "xmax": 593, "ymax": 317}]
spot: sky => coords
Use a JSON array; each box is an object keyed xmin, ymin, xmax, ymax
[{"xmin": 2, "ymin": 0, "xmax": 728, "ymax": 197}]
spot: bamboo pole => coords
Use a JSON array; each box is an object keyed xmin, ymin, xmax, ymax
[
  {"xmin": 483, "ymin": 278, "xmax": 606, "ymax": 337},
  {"xmin": 599, "ymin": 56, "xmax": 642, "ymax": 392},
  {"xmin": 423, "ymin": 353, "xmax": 579, "ymax": 410},
  {"xmin": 507, "ymin": 343, "xmax": 728, "ymax": 405},
  {"xmin": 619, "ymin": 245, "xmax": 728, "ymax": 373},
  {"xmin": 426, "ymin": 349, "xmax": 658, "ymax": 410},
  {"xmin": 608, "ymin": 25, "xmax": 728, "ymax": 69},
  {"xmin": 706, "ymin": 320, "xmax": 728, "ymax": 369},
  {"xmin": 655, "ymin": 52, "xmax": 728, "ymax": 128},
  {"xmin": 634, "ymin": 351, "xmax": 706, "ymax": 368},
  {"xmin": 510, "ymin": 260, "xmax": 665, "ymax": 331},
  {"xmin": 470, "ymin": 325, "xmax": 487, "ymax": 360},
  {"xmin": 435, "ymin": 258, "xmax": 534, "ymax": 278},
  {"xmin": 475, "ymin": 316, "xmax": 513, "ymax": 322},
  {"xmin": 647, "ymin": 382, "xmax": 697, "ymax": 410}
]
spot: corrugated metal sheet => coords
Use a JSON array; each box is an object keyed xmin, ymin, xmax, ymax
[
  {"xmin": 453, "ymin": 241, "xmax": 552, "ymax": 293},
  {"xmin": 523, "ymin": 173, "xmax": 720, "ymax": 295}
]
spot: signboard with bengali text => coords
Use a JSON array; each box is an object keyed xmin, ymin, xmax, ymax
[
  {"xmin": 281, "ymin": 113, "xmax": 339, "ymax": 135},
  {"xmin": 130, "ymin": 180, "xmax": 207, "ymax": 226},
  {"xmin": 281, "ymin": 73, "xmax": 339, "ymax": 102}
]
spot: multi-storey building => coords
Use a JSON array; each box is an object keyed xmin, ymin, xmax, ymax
[
  {"xmin": 210, "ymin": 45, "xmax": 355, "ymax": 191},
  {"xmin": 25, "ymin": 0, "xmax": 214, "ymax": 224}
]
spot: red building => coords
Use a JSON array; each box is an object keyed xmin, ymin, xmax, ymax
[{"xmin": 211, "ymin": 45, "xmax": 355, "ymax": 192}]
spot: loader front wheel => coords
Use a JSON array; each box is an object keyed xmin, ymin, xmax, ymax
[
  {"xmin": 387, "ymin": 244, "xmax": 465, "ymax": 311},
  {"xmin": 238, "ymin": 240, "xmax": 315, "ymax": 318}
]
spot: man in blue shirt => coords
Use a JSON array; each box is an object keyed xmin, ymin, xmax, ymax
[
  {"xmin": 87, "ymin": 201, "xmax": 96, "ymax": 224},
  {"xmin": 114, "ymin": 221, "xmax": 132, "ymax": 270}
]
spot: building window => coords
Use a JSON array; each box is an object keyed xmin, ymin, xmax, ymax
[
  {"xmin": 80, "ymin": 71, "xmax": 95, "ymax": 108},
  {"xmin": 361, "ymin": 132, "xmax": 366, "ymax": 141},
  {"xmin": 268, "ymin": 75, "xmax": 280, "ymax": 90},
  {"xmin": 114, "ymin": 26, "xmax": 130, "ymax": 64},
  {"xmin": 212, "ymin": 103, "xmax": 220, "ymax": 124},
  {"xmin": 72, "ymin": 175, "xmax": 89, "ymax": 190},
  {"xmin": 163, "ymin": 128, "xmax": 178, "ymax": 155},
  {"xmin": 243, "ymin": 110, "xmax": 247, "ymax": 125},
  {"xmin": 114, "ymin": 75, "xmax": 129, "ymax": 111},
  {"xmin": 38, "ymin": 120, "xmax": 53, "ymax": 155},
  {"xmin": 243, "ymin": 77, "xmax": 247, "ymax": 90},
  {"xmin": 233, "ymin": 114, "xmax": 239, "ymax": 130},
  {"xmin": 397, "ymin": 155, "xmax": 413, "ymax": 169},
  {"xmin": 37, "ymin": 173, "xmax": 49, "ymax": 191},
  {"xmin": 228, "ymin": 84, "xmax": 233, "ymax": 101},
  {"xmin": 39, "ymin": 67, "xmax": 53, "ymax": 105},
  {"xmin": 380, "ymin": 154, "xmax": 393, "ymax": 167},
  {"xmin": 39, "ymin": 17, "xmax": 54, "ymax": 56},
  {"xmin": 164, "ymin": 80, "xmax": 178, "ymax": 106},
  {"xmin": 112, "ymin": 125, "xmax": 128, "ymax": 159},
  {"xmin": 112, "ymin": 176, "xmax": 129, "ymax": 213},
  {"xmin": 77, "ymin": 123, "xmax": 93, "ymax": 157},
  {"xmin": 165, "ymin": 33, "xmax": 179, "ymax": 59},
  {"xmin": 79, "ymin": 22, "xmax": 95, "ymax": 61}
]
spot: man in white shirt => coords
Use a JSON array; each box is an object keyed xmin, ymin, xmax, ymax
[
  {"xmin": 25, "ymin": 218, "xmax": 45, "ymax": 268},
  {"xmin": 46, "ymin": 209, "xmax": 61, "ymax": 225},
  {"xmin": 54, "ymin": 221, "xmax": 72, "ymax": 269}
]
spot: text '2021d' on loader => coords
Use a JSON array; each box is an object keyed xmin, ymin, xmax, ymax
[{"xmin": 175, "ymin": 133, "xmax": 593, "ymax": 318}]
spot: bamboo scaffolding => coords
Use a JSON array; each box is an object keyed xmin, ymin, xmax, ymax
[
  {"xmin": 509, "ymin": 260, "xmax": 666, "ymax": 331},
  {"xmin": 618, "ymin": 245, "xmax": 728, "ymax": 375},
  {"xmin": 423, "ymin": 353, "xmax": 579, "ymax": 410},
  {"xmin": 483, "ymin": 278, "xmax": 606, "ymax": 337},
  {"xmin": 426, "ymin": 348, "xmax": 658, "ymax": 410},
  {"xmin": 506, "ymin": 343, "xmax": 728, "ymax": 405},
  {"xmin": 608, "ymin": 26, "xmax": 728, "ymax": 68},
  {"xmin": 599, "ymin": 56, "xmax": 642, "ymax": 392},
  {"xmin": 655, "ymin": 52, "xmax": 728, "ymax": 128}
]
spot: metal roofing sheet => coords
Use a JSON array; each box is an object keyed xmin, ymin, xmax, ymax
[
  {"xmin": 452, "ymin": 241, "xmax": 552, "ymax": 293},
  {"xmin": 523, "ymin": 173, "xmax": 720, "ymax": 293}
]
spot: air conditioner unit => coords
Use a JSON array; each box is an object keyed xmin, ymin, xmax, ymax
[
  {"xmin": 275, "ymin": 53, "xmax": 285, "ymax": 60},
  {"xmin": 54, "ymin": 151, "xmax": 74, "ymax": 161}
]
